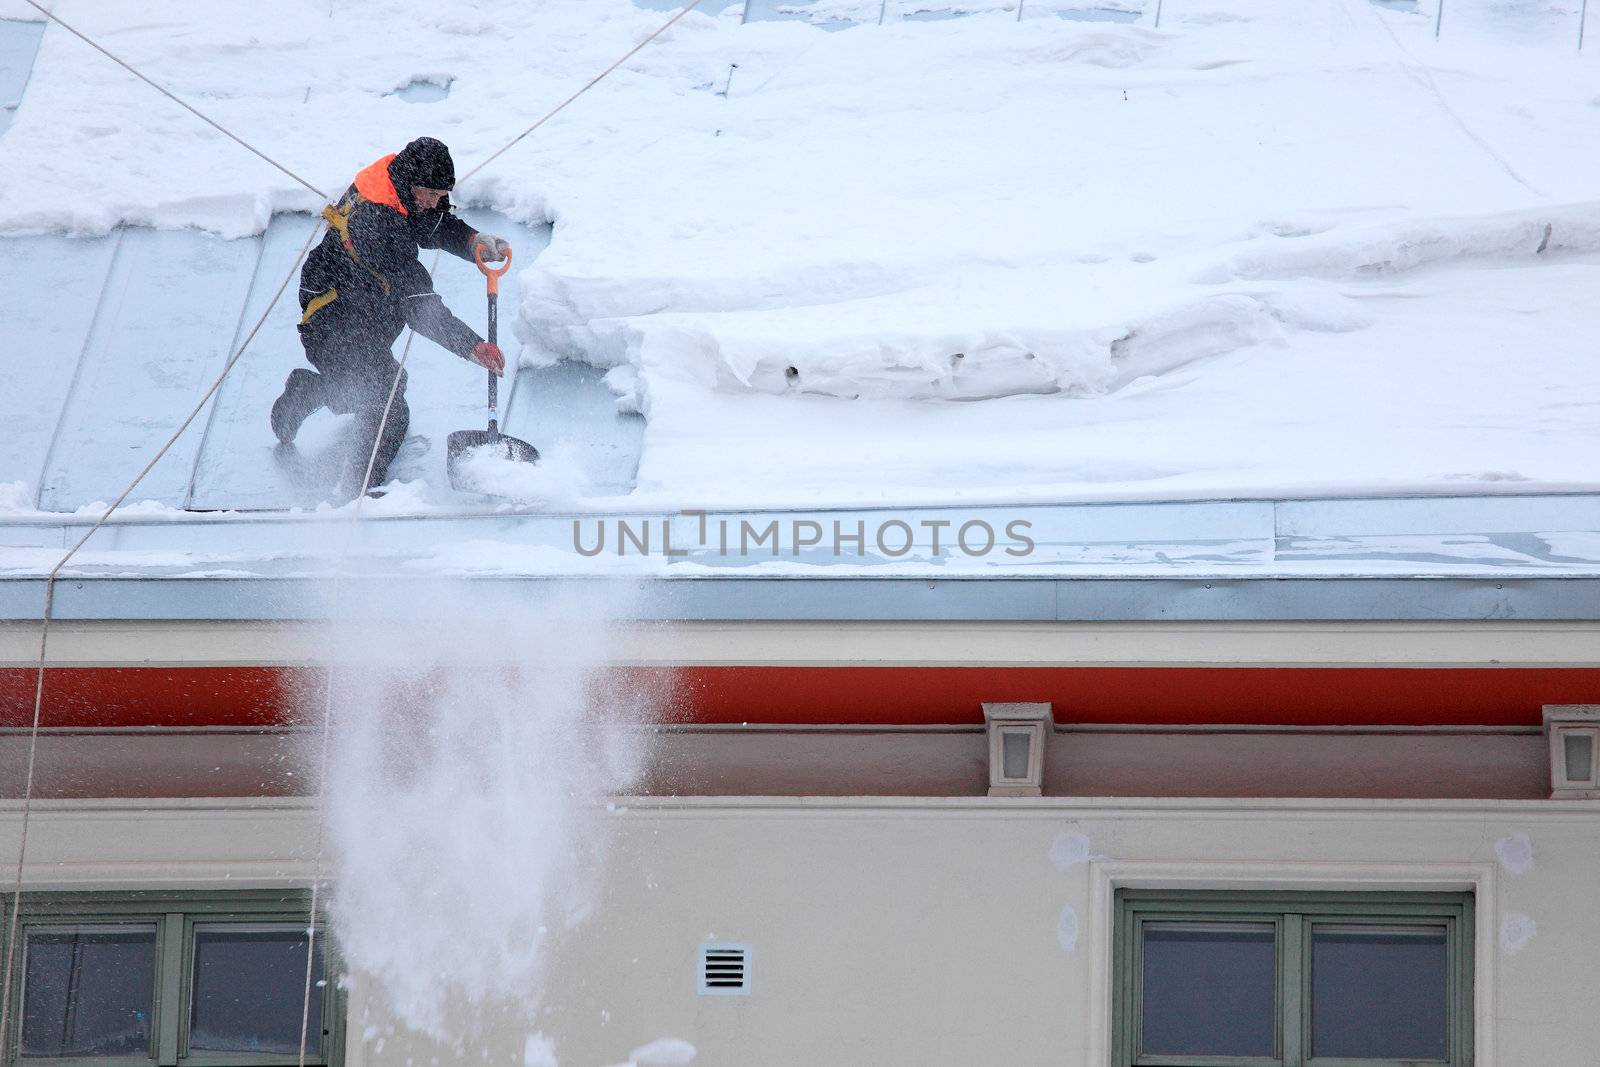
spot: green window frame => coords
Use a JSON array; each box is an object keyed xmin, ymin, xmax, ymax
[
  {"xmin": 2, "ymin": 891, "xmax": 344, "ymax": 1067},
  {"xmin": 1113, "ymin": 889, "xmax": 1474, "ymax": 1067}
]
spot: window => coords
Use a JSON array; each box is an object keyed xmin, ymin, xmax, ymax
[
  {"xmin": 1544, "ymin": 705, "xmax": 1600, "ymax": 798},
  {"xmin": 1114, "ymin": 890, "xmax": 1473, "ymax": 1067},
  {"xmin": 3, "ymin": 892, "xmax": 342, "ymax": 1067}
]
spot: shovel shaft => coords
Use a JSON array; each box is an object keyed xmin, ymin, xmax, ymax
[
  {"xmin": 475, "ymin": 244, "xmax": 513, "ymax": 435},
  {"xmin": 451, "ymin": 243, "xmax": 541, "ymax": 492},
  {"xmin": 487, "ymin": 289, "xmax": 499, "ymax": 431}
]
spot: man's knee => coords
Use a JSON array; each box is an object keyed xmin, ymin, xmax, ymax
[{"xmin": 356, "ymin": 368, "xmax": 407, "ymax": 421}]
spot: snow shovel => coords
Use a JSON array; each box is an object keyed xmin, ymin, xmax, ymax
[{"xmin": 446, "ymin": 245, "xmax": 539, "ymax": 491}]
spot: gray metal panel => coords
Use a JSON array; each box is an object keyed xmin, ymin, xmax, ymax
[
  {"xmin": 501, "ymin": 362, "xmax": 644, "ymax": 495},
  {"xmin": 651, "ymin": 502, "xmax": 1274, "ymax": 570},
  {"xmin": 0, "ymin": 17, "xmax": 44, "ymax": 135},
  {"xmin": 0, "ymin": 231, "xmax": 120, "ymax": 491},
  {"xmin": 36, "ymin": 228, "xmax": 263, "ymax": 510},
  {"xmin": 0, "ymin": 509, "xmax": 596, "ymax": 567},
  {"xmin": 185, "ymin": 213, "xmax": 325, "ymax": 510},
  {"xmin": 3, "ymin": 576, "xmax": 319, "ymax": 621},
  {"xmin": 1277, "ymin": 495, "xmax": 1600, "ymax": 537},
  {"xmin": 633, "ymin": 0, "xmax": 747, "ymax": 12},
  {"xmin": 3, "ymin": 575, "xmax": 1600, "ymax": 623},
  {"xmin": 1030, "ymin": 6, "xmax": 1141, "ymax": 22},
  {"xmin": 1277, "ymin": 534, "xmax": 1597, "ymax": 571},
  {"xmin": 1046, "ymin": 577, "xmax": 1599, "ymax": 621},
  {"xmin": 1274, "ymin": 496, "xmax": 1600, "ymax": 571},
  {"xmin": 740, "ymin": 0, "xmax": 863, "ymax": 28},
  {"xmin": 641, "ymin": 576, "xmax": 1060, "ymax": 620}
]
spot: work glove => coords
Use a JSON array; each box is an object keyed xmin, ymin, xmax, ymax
[
  {"xmin": 470, "ymin": 340, "xmax": 505, "ymax": 376},
  {"xmin": 472, "ymin": 233, "xmax": 511, "ymax": 263}
]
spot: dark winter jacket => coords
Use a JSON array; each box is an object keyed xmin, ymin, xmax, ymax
[{"xmin": 297, "ymin": 153, "xmax": 483, "ymax": 359}]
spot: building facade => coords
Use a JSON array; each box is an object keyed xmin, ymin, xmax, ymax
[{"xmin": 5, "ymin": 551, "xmax": 1599, "ymax": 1066}]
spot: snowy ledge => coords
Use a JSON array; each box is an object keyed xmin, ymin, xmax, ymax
[{"xmin": 0, "ymin": 492, "xmax": 1595, "ymax": 589}]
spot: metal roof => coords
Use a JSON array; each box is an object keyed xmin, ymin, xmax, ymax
[
  {"xmin": 4, "ymin": 11, "xmax": 641, "ymax": 513},
  {"xmin": 1, "ymin": 209, "xmax": 644, "ymax": 512},
  {"xmin": 0, "ymin": 17, "xmax": 42, "ymax": 135}
]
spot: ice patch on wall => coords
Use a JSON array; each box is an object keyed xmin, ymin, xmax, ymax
[
  {"xmin": 1495, "ymin": 832, "xmax": 1535, "ymax": 875},
  {"xmin": 315, "ymin": 579, "xmax": 658, "ymax": 1039},
  {"xmin": 1500, "ymin": 913, "xmax": 1537, "ymax": 954},
  {"xmin": 523, "ymin": 1032, "xmax": 560, "ymax": 1067},
  {"xmin": 1049, "ymin": 830, "xmax": 1093, "ymax": 870},
  {"xmin": 1056, "ymin": 905, "xmax": 1079, "ymax": 953}
]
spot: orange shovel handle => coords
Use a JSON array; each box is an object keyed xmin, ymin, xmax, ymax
[{"xmin": 474, "ymin": 243, "xmax": 513, "ymax": 294}]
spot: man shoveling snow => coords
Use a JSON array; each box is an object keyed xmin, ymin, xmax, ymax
[{"xmin": 270, "ymin": 137, "xmax": 511, "ymax": 498}]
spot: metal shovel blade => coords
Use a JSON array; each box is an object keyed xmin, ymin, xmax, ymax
[{"xmin": 446, "ymin": 428, "xmax": 540, "ymax": 493}]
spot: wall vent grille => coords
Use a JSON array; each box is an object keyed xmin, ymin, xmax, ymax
[{"xmin": 697, "ymin": 943, "xmax": 750, "ymax": 995}]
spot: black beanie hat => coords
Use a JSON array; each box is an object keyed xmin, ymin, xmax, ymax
[{"xmin": 389, "ymin": 137, "xmax": 456, "ymax": 191}]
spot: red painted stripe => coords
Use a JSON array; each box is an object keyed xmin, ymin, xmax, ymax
[
  {"xmin": 0, "ymin": 667, "xmax": 322, "ymax": 729},
  {"xmin": 664, "ymin": 666, "xmax": 1600, "ymax": 726},
  {"xmin": 2, "ymin": 665, "xmax": 1598, "ymax": 729}
]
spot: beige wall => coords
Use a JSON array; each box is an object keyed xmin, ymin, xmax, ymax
[
  {"xmin": 3, "ymin": 797, "xmax": 1597, "ymax": 1066},
  {"xmin": 8, "ymin": 619, "xmax": 1600, "ymax": 668}
]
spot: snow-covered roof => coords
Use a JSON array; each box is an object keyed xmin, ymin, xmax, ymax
[{"xmin": 1, "ymin": 1, "xmax": 1597, "ymax": 601}]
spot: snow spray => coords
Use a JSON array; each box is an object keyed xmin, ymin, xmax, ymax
[{"xmin": 308, "ymin": 578, "xmax": 657, "ymax": 1040}]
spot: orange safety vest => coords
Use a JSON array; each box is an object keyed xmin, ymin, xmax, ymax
[
  {"xmin": 351, "ymin": 154, "xmax": 409, "ymax": 217},
  {"xmin": 304, "ymin": 154, "xmax": 409, "ymax": 324}
]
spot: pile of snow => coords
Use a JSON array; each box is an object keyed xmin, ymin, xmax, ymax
[
  {"xmin": 0, "ymin": 482, "xmax": 32, "ymax": 513},
  {"xmin": 2, "ymin": 0, "xmax": 1597, "ymax": 505},
  {"xmin": 448, "ymin": 441, "xmax": 589, "ymax": 504}
]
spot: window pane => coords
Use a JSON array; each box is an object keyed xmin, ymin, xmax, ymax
[
  {"xmin": 1564, "ymin": 731, "xmax": 1595, "ymax": 782},
  {"xmin": 20, "ymin": 924, "xmax": 157, "ymax": 1058},
  {"xmin": 1141, "ymin": 921, "xmax": 1276, "ymax": 1057},
  {"xmin": 1312, "ymin": 924, "xmax": 1448, "ymax": 1060},
  {"xmin": 189, "ymin": 924, "xmax": 324, "ymax": 1057},
  {"xmin": 1001, "ymin": 730, "xmax": 1030, "ymax": 779}
]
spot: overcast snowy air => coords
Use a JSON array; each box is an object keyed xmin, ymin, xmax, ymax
[{"xmin": 1, "ymin": 1, "xmax": 1598, "ymax": 1065}]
